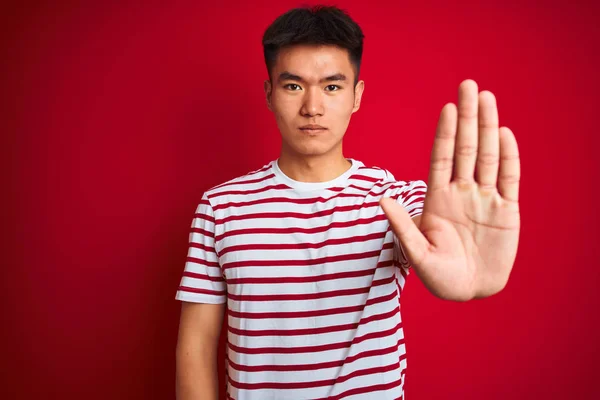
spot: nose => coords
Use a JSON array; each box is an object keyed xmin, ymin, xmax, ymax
[{"xmin": 300, "ymin": 87, "xmax": 324, "ymax": 117}]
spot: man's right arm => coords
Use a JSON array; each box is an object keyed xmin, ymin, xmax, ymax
[{"xmin": 176, "ymin": 301, "xmax": 226, "ymax": 400}]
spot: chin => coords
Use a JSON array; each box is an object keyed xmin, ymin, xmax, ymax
[
  {"xmin": 284, "ymin": 137, "xmax": 342, "ymax": 158},
  {"xmin": 292, "ymin": 143, "xmax": 337, "ymax": 157}
]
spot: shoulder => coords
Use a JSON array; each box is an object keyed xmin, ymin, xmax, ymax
[
  {"xmin": 352, "ymin": 160, "xmax": 425, "ymax": 189},
  {"xmin": 203, "ymin": 161, "xmax": 275, "ymax": 199},
  {"xmin": 197, "ymin": 161, "xmax": 277, "ymax": 214},
  {"xmin": 352, "ymin": 162, "xmax": 390, "ymax": 182},
  {"xmin": 353, "ymin": 161, "xmax": 428, "ymax": 207}
]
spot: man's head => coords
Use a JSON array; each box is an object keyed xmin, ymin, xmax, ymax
[{"xmin": 262, "ymin": 5, "xmax": 365, "ymax": 159}]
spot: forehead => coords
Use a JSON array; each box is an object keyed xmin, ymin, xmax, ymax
[{"xmin": 273, "ymin": 44, "xmax": 354, "ymax": 80}]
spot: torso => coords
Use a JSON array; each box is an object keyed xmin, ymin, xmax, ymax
[{"xmin": 201, "ymin": 159, "xmax": 426, "ymax": 399}]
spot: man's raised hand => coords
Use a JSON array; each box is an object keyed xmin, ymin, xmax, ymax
[{"xmin": 381, "ymin": 79, "xmax": 521, "ymax": 301}]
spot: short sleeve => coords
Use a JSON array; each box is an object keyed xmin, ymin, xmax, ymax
[
  {"xmin": 175, "ymin": 193, "xmax": 226, "ymax": 304},
  {"xmin": 398, "ymin": 180, "xmax": 427, "ymax": 219},
  {"xmin": 390, "ymin": 180, "xmax": 428, "ymax": 272}
]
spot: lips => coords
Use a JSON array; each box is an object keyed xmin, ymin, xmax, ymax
[{"xmin": 299, "ymin": 124, "xmax": 327, "ymax": 132}]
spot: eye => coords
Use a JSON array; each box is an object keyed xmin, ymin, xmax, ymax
[
  {"xmin": 284, "ymin": 84, "xmax": 301, "ymax": 91},
  {"xmin": 325, "ymin": 85, "xmax": 341, "ymax": 91}
]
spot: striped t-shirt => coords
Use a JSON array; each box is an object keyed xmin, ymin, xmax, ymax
[{"xmin": 175, "ymin": 158, "xmax": 427, "ymax": 400}]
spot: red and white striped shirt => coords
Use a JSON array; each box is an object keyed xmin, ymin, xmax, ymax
[{"xmin": 176, "ymin": 158, "xmax": 427, "ymax": 400}]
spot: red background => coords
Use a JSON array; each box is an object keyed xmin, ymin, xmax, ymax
[{"xmin": 3, "ymin": 1, "xmax": 599, "ymax": 399}]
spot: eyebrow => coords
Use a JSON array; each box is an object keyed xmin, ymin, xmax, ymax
[{"xmin": 277, "ymin": 71, "xmax": 347, "ymax": 83}]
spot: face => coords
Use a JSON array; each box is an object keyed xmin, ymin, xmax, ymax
[{"xmin": 264, "ymin": 44, "xmax": 365, "ymax": 158}]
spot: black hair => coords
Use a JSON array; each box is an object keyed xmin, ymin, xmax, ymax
[{"xmin": 262, "ymin": 5, "xmax": 365, "ymax": 86}]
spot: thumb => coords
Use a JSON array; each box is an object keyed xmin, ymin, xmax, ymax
[{"xmin": 379, "ymin": 197, "xmax": 430, "ymax": 267}]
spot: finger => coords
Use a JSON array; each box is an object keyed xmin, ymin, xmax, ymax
[
  {"xmin": 453, "ymin": 79, "xmax": 479, "ymax": 184},
  {"xmin": 475, "ymin": 91, "xmax": 500, "ymax": 190},
  {"xmin": 498, "ymin": 127, "xmax": 520, "ymax": 202},
  {"xmin": 428, "ymin": 103, "xmax": 457, "ymax": 191},
  {"xmin": 380, "ymin": 197, "xmax": 430, "ymax": 267}
]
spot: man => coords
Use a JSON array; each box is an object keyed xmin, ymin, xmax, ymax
[{"xmin": 175, "ymin": 5, "xmax": 520, "ymax": 400}]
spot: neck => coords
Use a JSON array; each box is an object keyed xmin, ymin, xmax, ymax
[{"xmin": 277, "ymin": 147, "xmax": 352, "ymax": 183}]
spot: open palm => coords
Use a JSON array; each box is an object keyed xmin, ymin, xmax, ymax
[{"xmin": 381, "ymin": 79, "xmax": 521, "ymax": 301}]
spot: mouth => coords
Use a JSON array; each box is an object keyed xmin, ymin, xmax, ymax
[{"xmin": 299, "ymin": 125, "xmax": 327, "ymax": 133}]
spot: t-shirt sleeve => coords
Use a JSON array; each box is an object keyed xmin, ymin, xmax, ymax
[
  {"xmin": 175, "ymin": 193, "xmax": 226, "ymax": 304},
  {"xmin": 398, "ymin": 179, "xmax": 427, "ymax": 219},
  {"xmin": 391, "ymin": 180, "xmax": 428, "ymax": 271}
]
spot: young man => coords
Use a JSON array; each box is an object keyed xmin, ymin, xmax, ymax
[{"xmin": 175, "ymin": 5, "xmax": 520, "ymax": 400}]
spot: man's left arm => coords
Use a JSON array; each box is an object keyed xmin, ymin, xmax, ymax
[{"xmin": 412, "ymin": 215, "xmax": 421, "ymax": 229}]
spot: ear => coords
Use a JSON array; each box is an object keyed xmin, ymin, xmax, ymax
[
  {"xmin": 264, "ymin": 79, "xmax": 273, "ymax": 111},
  {"xmin": 352, "ymin": 80, "xmax": 365, "ymax": 114}
]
